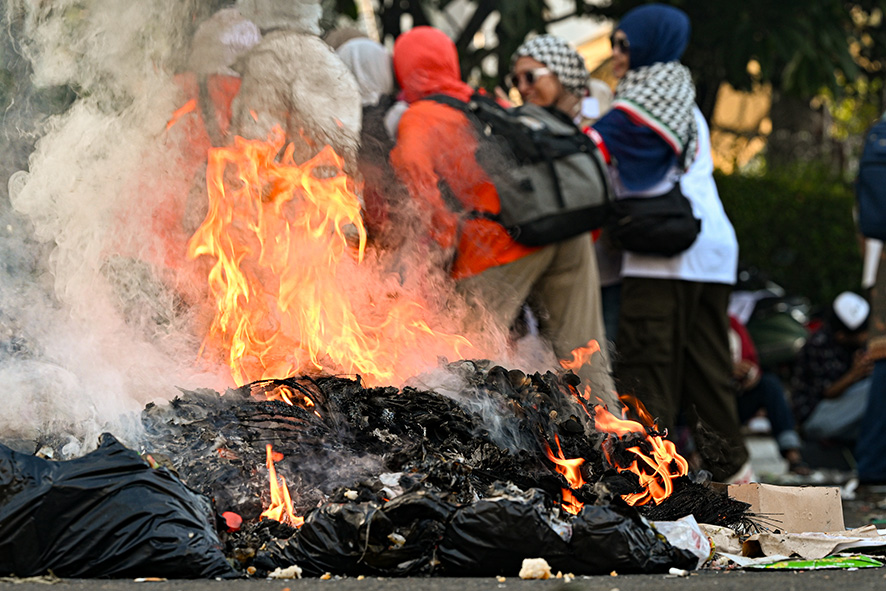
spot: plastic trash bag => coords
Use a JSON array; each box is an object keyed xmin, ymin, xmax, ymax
[
  {"xmin": 438, "ymin": 489, "xmax": 697, "ymax": 576},
  {"xmin": 280, "ymin": 490, "xmax": 454, "ymax": 577},
  {"xmin": 0, "ymin": 433, "xmax": 235, "ymax": 578}
]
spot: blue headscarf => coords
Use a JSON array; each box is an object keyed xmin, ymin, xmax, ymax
[
  {"xmin": 617, "ymin": 4, "xmax": 690, "ymax": 69},
  {"xmin": 592, "ymin": 3, "xmax": 697, "ymax": 193}
]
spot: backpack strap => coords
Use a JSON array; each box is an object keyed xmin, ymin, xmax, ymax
[{"xmin": 418, "ymin": 93, "xmax": 505, "ymax": 226}]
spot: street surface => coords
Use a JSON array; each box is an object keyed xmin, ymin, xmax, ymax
[{"xmin": 3, "ymin": 570, "xmax": 886, "ymax": 591}]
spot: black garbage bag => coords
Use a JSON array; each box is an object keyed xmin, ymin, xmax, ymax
[
  {"xmin": 280, "ymin": 490, "xmax": 455, "ymax": 577},
  {"xmin": 569, "ymin": 505, "xmax": 698, "ymax": 574},
  {"xmin": 0, "ymin": 433, "xmax": 235, "ymax": 578},
  {"xmin": 438, "ymin": 488, "xmax": 697, "ymax": 576},
  {"xmin": 437, "ymin": 489, "xmax": 573, "ymax": 575}
]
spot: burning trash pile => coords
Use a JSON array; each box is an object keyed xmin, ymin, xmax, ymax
[
  {"xmin": 0, "ymin": 362, "xmax": 756, "ymax": 579},
  {"xmin": 0, "ymin": 8, "xmax": 753, "ymax": 576}
]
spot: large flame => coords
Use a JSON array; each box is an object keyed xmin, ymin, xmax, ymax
[
  {"xmin": 594, "ymin": 396, "xmax": 688, "ymax": 506},
  {"xmin": 187, "ymin": 128, "xmax": 473, "ymax": 386}
]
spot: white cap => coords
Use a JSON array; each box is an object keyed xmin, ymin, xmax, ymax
[{"xmin": 833, "ymin": 291, "xmax": 870, "ymax": 331}]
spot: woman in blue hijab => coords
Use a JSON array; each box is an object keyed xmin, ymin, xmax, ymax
[
  {"xmin": 593, "ymin": 3, "xmax": 697, "ymax": 194},
  {"xmin": 593, "ymin": 4, "xmax": 751, "ymax": 484}
]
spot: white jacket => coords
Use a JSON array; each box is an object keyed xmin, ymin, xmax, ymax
[{"xmin": 620, "ymin": 107, "xmax": 739, "ymax": 285}]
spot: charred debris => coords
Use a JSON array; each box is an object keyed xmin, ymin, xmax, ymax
[{"xmin": 133, "ymin": 360, "xmax": 754, "ymax": 577}]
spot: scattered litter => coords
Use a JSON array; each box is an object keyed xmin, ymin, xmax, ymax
[
  {"xmin": 742, "ymin": 525, "xmax": 886, "ymax": 559},
  {"xmin": 699, "ymin": 523, "xmax": 743, "ymax": 555},
  {"xmin": 519, "ymin": 558, "xmax": 552, "ymax": 580},
  {"xmin": 667, "ymin": 567, "xmax": 689, "ymax": 577},
  {"xmin": 268, "ymin": 565, "xmax": 302, "ymax": 579},
  {"xmin": 222, "ymin": 511, "xmax": 243, "ymax": 532},
  {"xmin": 745, "ymin": 554, "xmax": 884, "ymax": 570},
  {"xmin": 653, "ymin": 515, "xmax": 713, "ymax": 568}
]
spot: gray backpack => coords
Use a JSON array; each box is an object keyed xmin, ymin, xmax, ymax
[{"xmin": 425, "ymin": 93, "xmax": 612, "ymax": 247}]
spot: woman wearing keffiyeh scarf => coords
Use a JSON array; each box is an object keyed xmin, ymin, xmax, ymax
[{"xmin": 593, "ymin": 4, "xmax": 751, "ymax": 484}]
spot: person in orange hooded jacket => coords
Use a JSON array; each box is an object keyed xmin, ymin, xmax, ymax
[{"xmin": 389, "ymin": 26, "xmax": 614, "ymax": 404}]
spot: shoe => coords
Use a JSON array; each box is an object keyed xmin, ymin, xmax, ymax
[
  {"xmin": 783, "ymin": 449, "xmax": 811, "ymax": 475},
  {"xmin": 724, "ymin": 460, "xmax": 756, "ymax": 485},
  {"xmin": 788, "ymin": 460, "xmax": 812, "ymax": 476}
]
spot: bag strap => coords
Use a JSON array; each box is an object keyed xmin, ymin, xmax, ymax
[{"xmin": 419, "ymin": 93, "xmax": 505, "ymax": 226}]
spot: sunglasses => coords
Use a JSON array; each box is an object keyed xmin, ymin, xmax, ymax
[
  {"xmin": 505, "ymin": 66, "xmax": 551, "ymax": 89},
  {"xmin": 610, "ymin": 35, "xmax": 630, "ymax": 53}
]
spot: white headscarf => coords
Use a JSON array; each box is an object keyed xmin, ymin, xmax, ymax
[{"xmin": 336, "ymin": 37, "xmax": 394, "ymax": 107}]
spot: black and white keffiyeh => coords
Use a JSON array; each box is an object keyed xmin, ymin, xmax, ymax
[
  {"xmin": 512, "ymin": 35, "xmax": 590, "ymax": 96},
  {"xmin": 613, "ymin": 61, "xmax": 698, "ymax": 167}
]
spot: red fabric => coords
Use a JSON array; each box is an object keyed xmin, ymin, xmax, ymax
[
  {"xmin": 730, "ymin": 315, "xmax": 759, "ymax": 367},
  {"xmin": 393, "ymin": 27, "xmax": 474, "ymax": 104},
  {"xmin": 391, "ymin": 101, "xmax": 538, "ymax": 279},
  {"xmin": 390, "ymin": 28, "xmax": 538, "ymax": 279}
]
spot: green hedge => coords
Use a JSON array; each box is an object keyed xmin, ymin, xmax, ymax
[{"xmin": 715, "ymin": 166, "xmax": 863, "ymax": 311}]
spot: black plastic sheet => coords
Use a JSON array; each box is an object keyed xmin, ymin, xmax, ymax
[{"xmin": 0, "ymin": 433, "xmax": 235, "ymax": 579}]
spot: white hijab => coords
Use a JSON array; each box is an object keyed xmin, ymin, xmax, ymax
[{"xmin": 336, "ymin": 37, "xmax": 394, "ymax": 107}]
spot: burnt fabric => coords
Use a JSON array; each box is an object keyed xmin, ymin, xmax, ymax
[{"xmin": 0, "ymin": 434, "xmax": 233, "ymax": 579}]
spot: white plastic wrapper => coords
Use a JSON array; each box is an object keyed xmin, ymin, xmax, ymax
[{"xmin": 652, "ymin": 514, "xmax": 713, "ymax": 569}]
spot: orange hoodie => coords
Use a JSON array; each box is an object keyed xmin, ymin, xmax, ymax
[{"xmin": 389, "ymin": 26, "xmax": 538, "ymax": 280}]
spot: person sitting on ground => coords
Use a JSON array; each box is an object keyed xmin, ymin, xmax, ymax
[
  {"xmin": 388, "ymin": 26, "xmax": 616, "ymax": 406},
  {"xmin": 791, "ymin": 291, "xmax": 872, "ymax": 446},
  {"xmin": 729, "ymin": 315, "xmax": 809, "ymax": 474}
]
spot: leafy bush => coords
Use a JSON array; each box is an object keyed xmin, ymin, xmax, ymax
[{"xmin": 716, "ymin": 165, "xmax": 863, "ymax": 311}]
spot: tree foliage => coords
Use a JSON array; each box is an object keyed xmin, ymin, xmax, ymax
[{"xmin": 334, "ymin": 1, "xmax": 886, "ymax": 124}]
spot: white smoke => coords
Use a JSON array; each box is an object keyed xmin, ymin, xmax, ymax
[
  {"xmin": 0, "ymin": 0, "xmax": 569, "ymax": 456},
  {"xmin": 1, "ymin": 0, "xmax": 227, "ymax": 452}
]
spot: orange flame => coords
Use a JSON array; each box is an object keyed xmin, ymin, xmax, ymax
[
  {"xmin": 260, "ymin": 444, "xmax": 304, "ymax": 527},
  {"xmin": 187, "ymin": 128, "xmax": 474, "ymax": 387},
  {"xmin": 594, "ymin": 401, "xmax": 688, "ymax": 506},
  {"xmin": 560, "ymin": 339, "xmax": 602, "ymax": 401},
  {"xmin": 559, "ymin": 339, "xmax": 601, "ymax": 372},
  {"xmin": 166, "ymin": 99, "xmax": 197, "ymax": 131},
  {"xmin": 259, "ymin": 384, "xmax": 322, "ymax": 418},
  {"xmin": 543, "ymin": 435, "xmax": 585, "ymax": 514}
]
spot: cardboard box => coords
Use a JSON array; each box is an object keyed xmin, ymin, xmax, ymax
[{"xmin": 727, "ymin": 483, "xmax": 844, "ymax": 533}]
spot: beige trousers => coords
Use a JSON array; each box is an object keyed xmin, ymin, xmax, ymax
[{"xmin": 456, "ymin": 234, "xmax": 616, "ymax": 407}]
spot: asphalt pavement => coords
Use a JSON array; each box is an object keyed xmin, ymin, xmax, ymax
[{"xmin": 4, "ymin": 570, "xmax": 886, "ymax": 591}]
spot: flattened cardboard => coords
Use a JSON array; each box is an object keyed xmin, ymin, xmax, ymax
[{"xmin": 727, "ymin": 483, "xmax": 844, "ymax": 533}]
